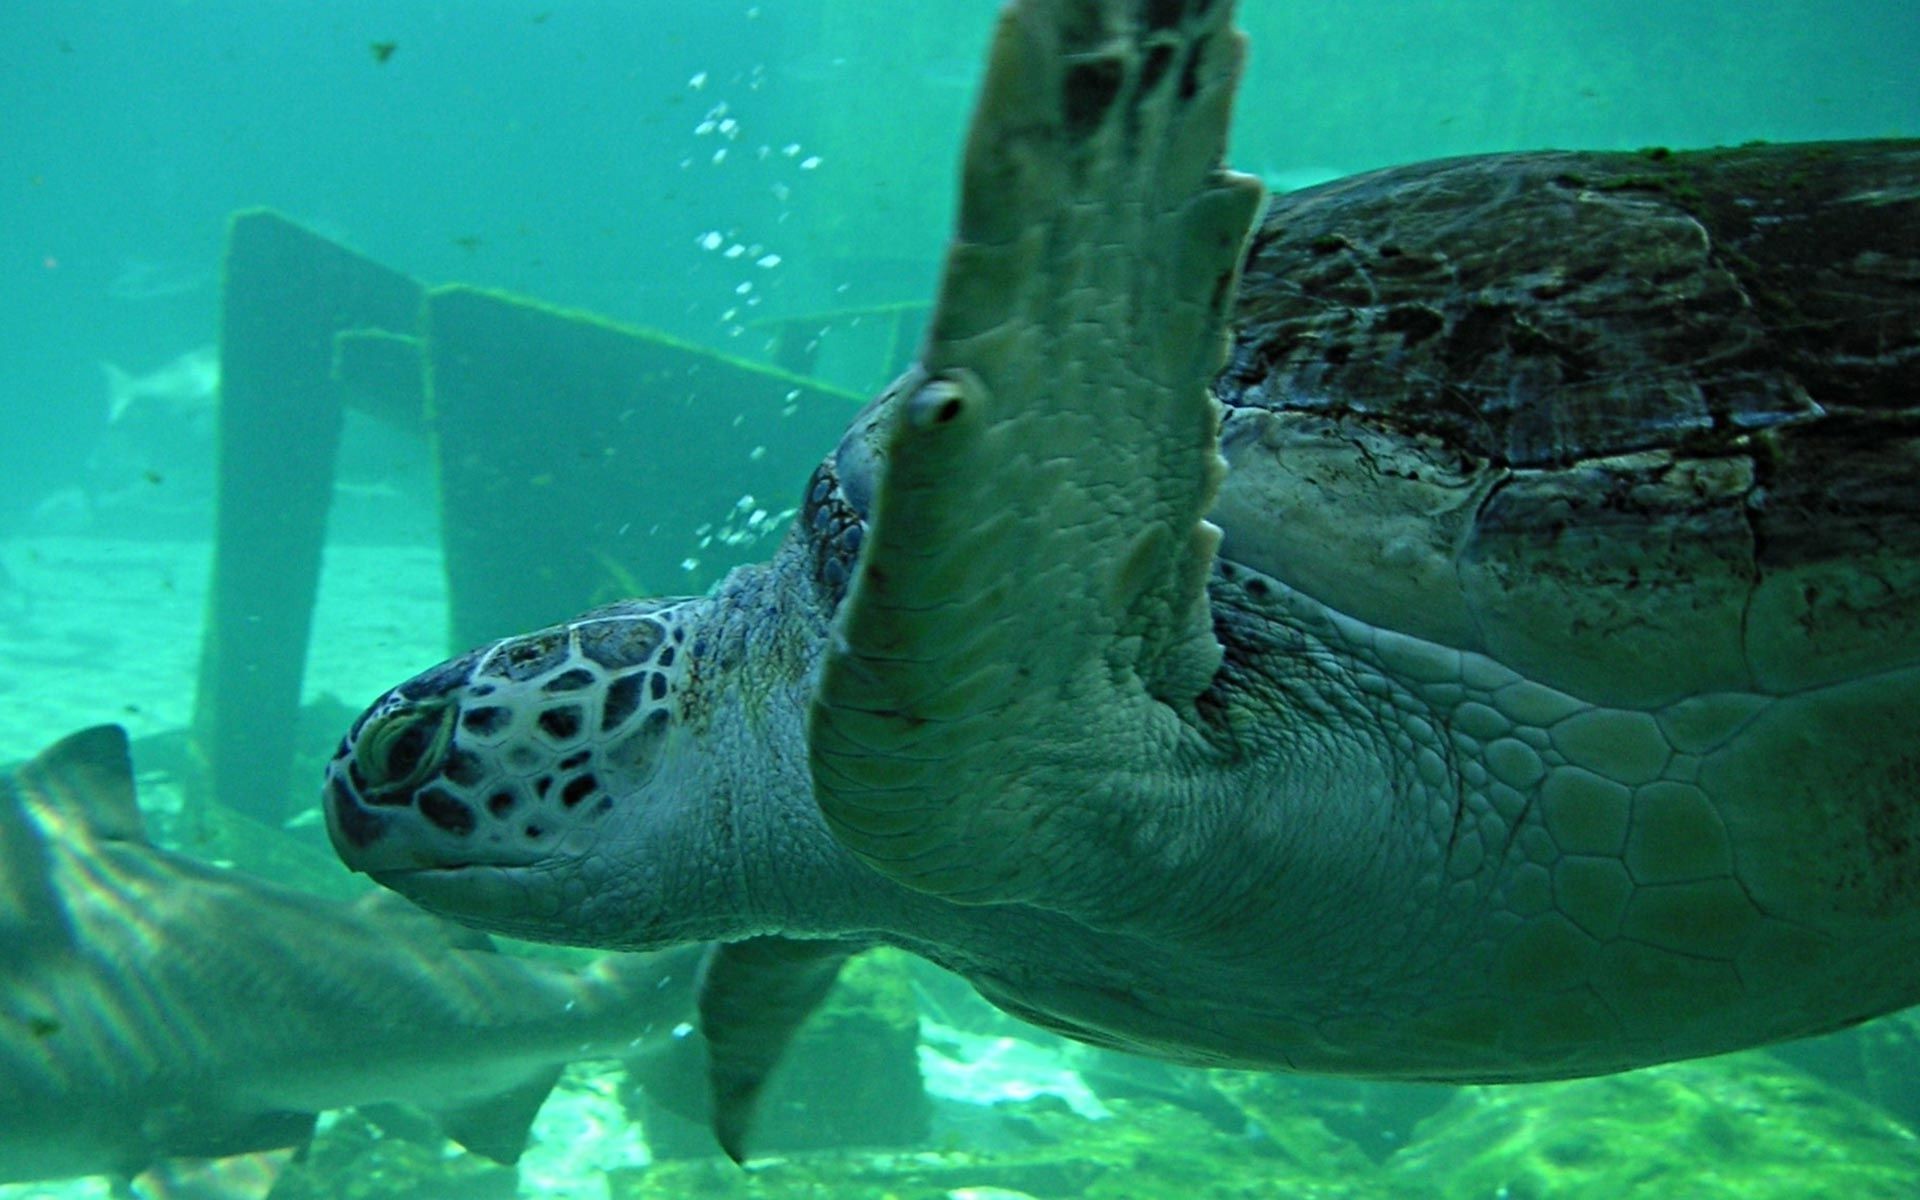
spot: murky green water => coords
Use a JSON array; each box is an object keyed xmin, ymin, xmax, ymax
[{"xmin": 1, "ymin": 2, "xmax": 1916, "ymax": 1197}]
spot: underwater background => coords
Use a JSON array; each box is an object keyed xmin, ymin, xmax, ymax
[{"xmin": 2, "ymin": 1, "xmax": 1918, "ymax": 1197}]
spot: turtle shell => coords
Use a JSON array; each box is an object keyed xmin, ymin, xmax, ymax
[{"xmin": 1212, "ymin": 141, "xmax": 1920, "ymax": 707}]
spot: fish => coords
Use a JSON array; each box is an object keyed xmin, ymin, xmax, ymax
[
  {"xmin": 101, "ymin": 346, "xmax": 219, "ymax": 426},
  {"xmin": 106, "ymin": 258, "xmax": 212, "ymax": 303},
  {"xmin": 0, "ymin": 725, "xmax": 699, "ymax": 1193}
]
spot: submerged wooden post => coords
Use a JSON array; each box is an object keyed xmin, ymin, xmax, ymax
[
  {"xmin": 192, "ymin": 210, "xmax": 421, "ymax": 824},
  {"xmin": 425, "ymin": 286, "xmax": 863, "ymax": 653}
]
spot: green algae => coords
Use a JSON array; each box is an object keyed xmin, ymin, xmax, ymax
[
  {"xmin": 608, "ymin": 1097, "xmax": 1401, "ymax": 1200},
  {"xmin": 1389, "ymin": 1056, "xmax": 1920, "ymax": 1199},
  {"xmin": 271, "ymin": 1030, "xmax": 1920, "ymax": 1200}
]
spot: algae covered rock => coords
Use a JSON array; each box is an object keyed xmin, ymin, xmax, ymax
[
  {"xmin": 266, "ymin": 1111, "xmax": 517, "ymax": 1200},
  {"xmin": 1390, "ymin": 1057, "xmax": 1920, "ymax": 1198},
  {"xmin": 1206, "ymin": 1070, "xmax": 1452, "ymax": 1166}
]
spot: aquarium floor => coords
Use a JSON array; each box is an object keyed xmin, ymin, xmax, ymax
[{"xmin": 0, "ymin": 535, "xmax": 447, "ymax": 766}]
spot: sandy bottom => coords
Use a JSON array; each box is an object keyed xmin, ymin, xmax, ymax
[{"xmin": 0, "ymin": 536, "xmax": 447, "ymax": 769}]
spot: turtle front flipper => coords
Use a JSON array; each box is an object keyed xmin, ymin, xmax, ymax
[{"xmin": 810, "ymin": 0, "xmax": 1263, "ymax": 910}]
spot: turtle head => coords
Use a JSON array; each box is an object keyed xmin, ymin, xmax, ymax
[
  {"xmin": 792, "ymin": 379, "xmax": 899, "ymax": 606},
  {"xmin": 325, "ymin": 387, "xmax": 901, "ymax": 949},
  {"xmin": 324, "ymin": 596, "xmax": 722, "ymax": 947}
]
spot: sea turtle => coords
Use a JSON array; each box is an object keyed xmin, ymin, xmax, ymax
[{"xmin": 325, "ymin": 0, "xmax": 1920, "ymax": 1159}]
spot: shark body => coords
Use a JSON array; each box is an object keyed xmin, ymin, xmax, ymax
[{"xmin": 0, "ymin": 725, "xmax": 697, "ymax": 1188}]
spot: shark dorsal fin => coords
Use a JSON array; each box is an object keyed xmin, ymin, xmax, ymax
[
  {"xmin": 15, "ymin": 725, "xmax": 147, "ymax": 844},
  {"xmin": 0, "ymin": 780, "xmax": 65, "ymax": 952}
]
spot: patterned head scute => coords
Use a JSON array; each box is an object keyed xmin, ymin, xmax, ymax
[
  {"xmin": 325, "ymin": 598, "xmax": 696, "ymax": 870},
  {"xmin": 800, "ymin": 383, "xmax": 899, "ymax": 606},
  {"xmin": 801, "ymin": 461, "xmax": 865, "ymax": 608}
]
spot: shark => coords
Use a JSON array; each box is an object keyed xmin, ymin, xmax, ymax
[{"xmin": 0, "ymin": 725, "xmax": 700, "ymax": 1192}]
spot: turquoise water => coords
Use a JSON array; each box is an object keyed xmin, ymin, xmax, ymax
[
  {"xmin": 7, "ymin": 1, "xmax": 1913, "ymax": 507},
  {"xmin": 2, "ymin": 1, "xmax": 1918, "ymax": 1197}
]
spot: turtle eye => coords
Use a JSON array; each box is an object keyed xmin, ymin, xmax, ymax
[{"xmin": 359, "ymin": 701, "xmax": 455, "ymax": 797}]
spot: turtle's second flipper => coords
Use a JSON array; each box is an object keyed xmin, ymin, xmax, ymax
[
  {"xmin": 810, "ymin": 0, "xmax": 1263, "ymax": 908},
  {"xmin": 698, "ymin": 937, "xmax": 863, "ymax": 1163}
]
